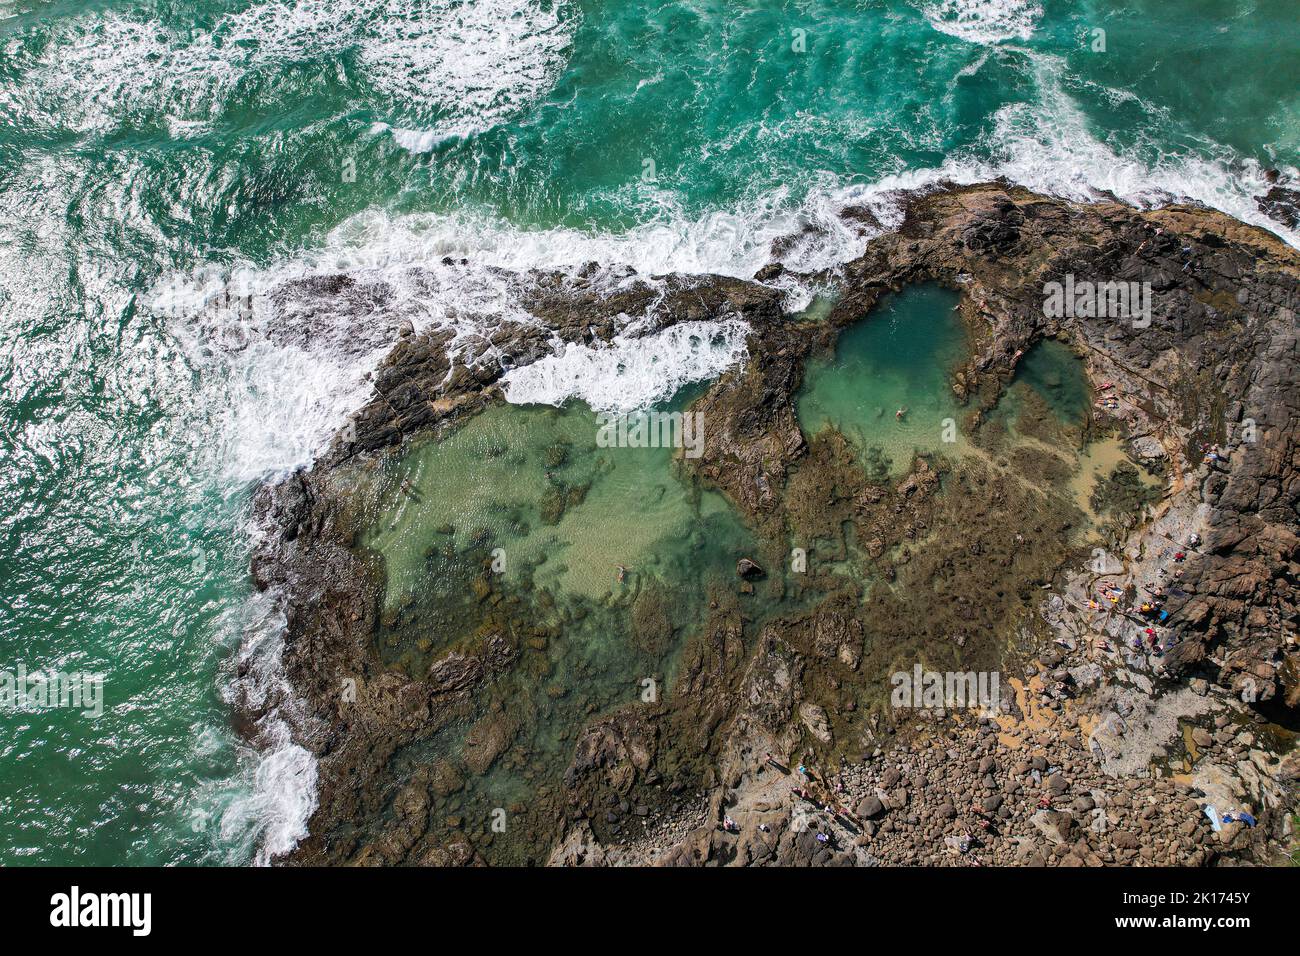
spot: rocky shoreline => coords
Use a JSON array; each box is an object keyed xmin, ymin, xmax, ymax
[{"xmin": 241, "ymin": 182, "xmax": 1299, "ymax": 867}]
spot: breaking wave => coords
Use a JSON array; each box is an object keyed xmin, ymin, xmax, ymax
[
  {"xmin": 159, "ymin": 83, "xmax": 1299, "ymax": 480},
  {"xmin": 214, "ymin": 590, "xmax": 319, "ymax": 865},
  {"xmin": 918, "ymin": 0, "xmax": 1043, "ymax": 44},
  {"xmin": 501, "ymin": 319, "xmax": 751, "ymax": 412}
]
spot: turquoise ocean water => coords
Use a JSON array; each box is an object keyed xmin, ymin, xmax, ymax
[{"xmin": 0, "ymin": 0, "xmax": 1297, "ymax": 864}]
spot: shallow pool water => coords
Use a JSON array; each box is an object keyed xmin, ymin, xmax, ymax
[
  {"xmin": 796, "ymin": 284, "xmax": 969, "ymax": 475},
  {"xmin": 349, "ymin": 391, "xmax": 794, "ymax": 860},
  {"xmin": 999, "ymin": 337, "xmax": 1094, "ymax": 430},
  {"xmin": 361, "ymin": 396, "xmax": 757, "ymax": 610}
]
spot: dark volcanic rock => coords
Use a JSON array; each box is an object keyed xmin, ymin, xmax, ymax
[{"xmin": 1257, "ymin": 184, "xmax": 1300, "ymax": 230}]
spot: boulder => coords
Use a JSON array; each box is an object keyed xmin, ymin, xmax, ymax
[{"xmin": 856, "ymin": 795, "xmax": 886, "ymax": 819}]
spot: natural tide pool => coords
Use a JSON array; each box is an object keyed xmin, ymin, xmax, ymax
[
  {"xmin": 344, "ymin": 391, "xmax": 793, "ymax": 861},
  {"xmin": 796, "ymin": 284, "xmax": 970, "ymax": 476},
  {"xmin": 1009, "ymin": 339, "xmax": 1092, "ymax": 426},
  {"xmin": 357, "ymin": 393, "xmax": 762, "ymax": 629},
  {"xmin": 363, "ymin": 407, "xmax": 738, "ymax": 605},
  {"xmin": 796, "ymin": 285, "xmax": 1161, "ymax": 545},
  {"xmin": 988, "ymin": 337, "xmax": 1093, "ymax": 434},
  {"xmin": 985, "ymin": 337, "xmax": 1163, "ymax": 529}
]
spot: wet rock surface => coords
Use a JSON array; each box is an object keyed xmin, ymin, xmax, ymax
[{"xmin": 242, "ymin": 182, "xmax": 1299, "ymax": 866}]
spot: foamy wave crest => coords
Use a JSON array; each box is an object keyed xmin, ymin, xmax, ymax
[
  {"xmin": 12, "ymin": 0, "xmax": 574, "ymax": 137},
  {"xmin": 823, "ymin": 51, "xmax": 1300, "ymax": 251},
  {"xmin": 150, "ymin": 273, "xmax": 397, "ymax": 484},
  {"xmin": 226, "ymin": 0, "xmax": 576, "ymax": 143},
  {"xmin": 8, "ymin": 15, "xmax": 238, "ymax": 132},
  {"xmin": 218, "ymin": 723, "xmax": 318, "ymax": 864},
  {"xmin": 974, "ymin": 52, "xmax": 1300, "ymax": 248},
  {"xmin": 146, "ymin": 176, "xmax": 902, "ymax": 479},
  {"xmin": 919, "ymin": 0, "xmax": 1042, "ymax": 44},
  {"xmin": 214, "ymin": 588, "xmax": 320, "ymax": 865},
  {"xmin": 501, "ymin": 319, "xmax": 751, "ymax": 412},
  {"xmin": 256, "ymin": 183, "xmax": 884, "ymax": 304},
  {"xmin": 152, "ymin": 61, "xmax": 1300, "ymax": 491}
]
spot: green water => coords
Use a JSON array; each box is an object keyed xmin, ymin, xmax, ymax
[
  {"xmin": 364, "ymin": 402, "xmax": 749, "ymax": 612},
  {"xmin": 1, "ymin": 0, "xmax": 1297, "ymax": 863},
  {"xmin": 357, "ymin": 395, "xmax": 763, "ymax": 677},
  {"xmin": 977, "ymin": 336, "xmax": 1095, "ymax": 448},
  {"xmin": 980, "ymin": 338, "xmax": 1164, "ymax": 531},
  {"xmin": 1007, "ymin": 338, "xmax": 1093, "ymax": 426},
  {"xmin": 797, "ymin": 284, "xmax": 968, "ymax": 474}
]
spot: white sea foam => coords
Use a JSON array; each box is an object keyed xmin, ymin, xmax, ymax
[
  {"xmin": 370, "ymin": 123, "xmax": 455, "ymax": 153},
  {"xmin": 213, "ymin": 589, "xmax": 320, "ymax": 865},
  {"xmin": 501, "ymin": 319, "xmax": 751, "ymax": 412},
  {"xmin": 223, "ymin": 0, "xmax": 576, "ymax": 142},
  {"xmin": 970, "ymin": 51, "xmax": 1300, "ymax": 246},
  {"xmin": 299, "ymin": 188, "xmax": 869, "ymax": 286},
  {"xmin": 217, "ymin": 721, "xmax": 318, "ymax": 865},
  {"xmin": 148, "ymin": 170, "xmax": 912, "ymax": 430},
  {"xmin": 150, "ymin": 277, "xmax": 390, "ymax": 486},
  {"xmin": 252, "ymin": 739, "xmax": 318, "ymax": 862},
  {"xmin": 15, "ymin": 0, "xmax": 574, "ymax": 137},
  {"xmin": 146, "ymin": 197, "xmax": 847, "ymax": 478},
  {"xmin": 159, "ymin": 76, "xmax": 1299, "ymax": 469},
  {"xmin": 919, "ymin": 0, "xmax": 1043, "ymax": 44}
]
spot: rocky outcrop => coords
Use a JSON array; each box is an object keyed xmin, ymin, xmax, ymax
[
  {"xmin": 328, "ymin": 271, "xmax": 784, "ymax": 462},
  {"xmin": 696, "ymin": 183, "xmax": 1300, "ymax": 707},
  {"xmin": 242, "ymin": 181, "xmax": 1300, "ymax": 867}
]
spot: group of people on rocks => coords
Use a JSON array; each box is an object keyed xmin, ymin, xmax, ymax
[
  {"xmin": 1093, "ymin": 381, "xmax": 1120, "ymax": 412},
  {"xmin": 1086, "ymin": 529, "xmax": 1205, "ymax": 658}
]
